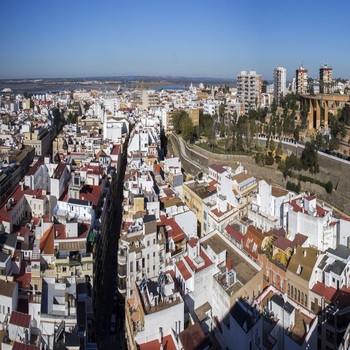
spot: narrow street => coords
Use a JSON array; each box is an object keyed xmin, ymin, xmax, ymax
[{"xmin": 95, "ymin": 141, "xmax": 128, "ymax": 350}]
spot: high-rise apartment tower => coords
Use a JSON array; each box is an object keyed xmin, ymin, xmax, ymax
[
  {"xmin": 237, "ymin": 70, "xmax": 262, "ymax": 115},
  {"xmin": 319, "ymin": 63, "xmax": 333, "ymax": 94},
  {"xmin": 273, "ymin": 66, "xmax": 287, "ymax": 105},
  {"xmin": 296, "ymin": 65, "xmax": 308, "ymax": 94}
]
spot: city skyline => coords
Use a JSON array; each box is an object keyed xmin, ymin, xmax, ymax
[{"xmin": 1, "ymin": 0, "xmax": 349, "ymax": 81}]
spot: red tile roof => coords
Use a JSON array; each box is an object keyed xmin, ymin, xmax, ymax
[
  {"xmin": 184, "ymin": 250, "xmax": 213, "ymax": 273},
  {"xmin": 137, "ymin": 334, "xmax": 176, "ymax": 350},
  {"xmin": 311, "ymin": 282, "xmax": 350, "ymax": 309},
  {"xmin": 9, "ymin": 311, "xmax": 31, "ymax": 328},
  {"xmin": 53, "ymin": 222, "xmax": 89, "ymax": 240},
  {"xmin": 79, "ymin": 185, "xmax": 102, "ymax": 207},
  {"xmin": 176, "ymin": 260, "xmax": 192, "ymax": 281},
  {"xmin": 209, "ymin": 164, "xmax": 227, "ymax": 174},
  {"xmin": 188, "ymin": 238, "xmax": 198, "ymax": 248},
  {"xmin": 225, "ymin": 224, "xmax": 243, "ymax": 242},
  {"xmin": 26, "ymin": 160, "xmax": 44, "ymax": 176},
  {"xmin": 0, "ymin": 186, "xmax": 45, "ymax": 221},
  {"xmin": 53, "ymin": 163, "xmax": 67, "ymax": 179},
  {"xmin": 158, "ymin": 216, "xmax": 185, "ymax": 243},
  {"xmin": 292, "ymin": 233, "xmax": 308, "ymax": 247},
  {"xmin": 273, "ymin": 236, "xmax": 292, "ymax": 251}
]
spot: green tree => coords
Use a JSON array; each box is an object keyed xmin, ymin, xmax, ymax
[
  {"xmin": 301, "ymin": 141, "xmax": 319, "ymax": 174},
  {"xmin": 293, "ymin": 126, "xmax": 300, "ymax": 142},
  {"xmin": 172, "ymin": 110, "xmax": 189, "ymax": 134}
]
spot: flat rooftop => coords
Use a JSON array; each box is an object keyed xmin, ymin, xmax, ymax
[{"xmin": 202, "ymin": 233, "xmax": 259, "ymax": 294}]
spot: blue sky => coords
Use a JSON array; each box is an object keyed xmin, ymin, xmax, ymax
[{"xmin": 0, "ymin": 0, "xmax": 349, "ymax": 80}]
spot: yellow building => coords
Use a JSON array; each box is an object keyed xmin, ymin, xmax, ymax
[
  {"xmin": 286, "ymin": 246, "xmax": 319, "ymax": 310},
  {"xmin": 182, "ymin": 180, "xmax": 216, "ymax": 224}
]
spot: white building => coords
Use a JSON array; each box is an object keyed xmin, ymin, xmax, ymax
[
  {"xmin": 283, "ymin": 195, "xmax": 338, "ymax": 251},
  {"xmin": 274, "ymin": 66, "xmax": 287, "ymax": 105},
  {"xmin": 249, "ymin": 179, "xmax": 290, "ymax": 231},
  {"xmin": 237, "ymin": 71, "xmax": 262, "ymax": 115}
]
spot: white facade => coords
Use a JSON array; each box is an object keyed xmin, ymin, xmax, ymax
[
  {"xmin": 237, "ymin": 71, "xmax": 262, "ymax": 114},
  {"xmin": 283, "ymin": 195, "xmax": 337, "ymax": 251},
  {"xmin": 273, "ymin": 66, "xmax": 287, "ymax": 105},
  {"xmin": 173, "ymin": 210, "xmax": 197, "ymax": 239},
  {"xmin": 0, "ymin": 279, "xmax": 18, "ymax": 323}
]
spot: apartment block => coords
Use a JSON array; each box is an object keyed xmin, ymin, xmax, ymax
[{"xmin": 237, "ymin": 71, "xmax": 262, "ymax": 115}]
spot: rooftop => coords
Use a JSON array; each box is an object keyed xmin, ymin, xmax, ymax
[{"xmin": 202, "ymin": 233, "xmax": 259, "ymax": 290}]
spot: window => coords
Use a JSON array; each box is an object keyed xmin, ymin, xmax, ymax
[
  {"xmin": 147, "ymin": 254, "xmax": 150, "ymax": 260},
  {"xmin": 153, "ymin": 252, "xmax": 155, "ymax": 258},
  {"xmin": 304, "ymin": 294, "xmax": 307, "ymax": 306},
  {"xmin": 291, "ymin": 286, "xmax": 293, "ymax": 298},
  {"xmin": 63, "ymin": 267, "xmax": 67, "ymax": 273},
  {"xmin": 298, "ymin": 290, "xmax": 300, "ymax": 302},
  {"xmin": 288, "ymin": 283, "xmax": 290, "ymax": 296},
  {"xmin": 130, "ymin": 262, "xmax": 133, "ymax": 273}
]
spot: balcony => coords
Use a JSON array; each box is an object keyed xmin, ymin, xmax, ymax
[
  {"xmin": 81, "ymin": 253, "xmax": 93, "ymax": 263},
  {"xmin": 118, "ymin": 265, "xmax": 127, "ymax": 278},
  {"xmin": 118, "ymin": 253, "xmax": 127, "ymax": 265}
]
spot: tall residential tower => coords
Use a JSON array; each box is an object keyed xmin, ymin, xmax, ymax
[
  {"xmin": 319, "ymin": 63, "xmax": 333, "ymax": 94},
  {"xmin": 237, "ymin": 70, "xmax": 262, "ymax": 115},
  {"xmin": 296, "ymin": 65, "xmax": 308, "ymax": 94},
  {"xmin": 273, "ymin": 66, "xmax": 286, "ymax": 105}
]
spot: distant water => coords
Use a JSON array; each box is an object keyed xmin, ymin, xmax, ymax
[{"xmin": 154, "ymin": 85, "xmax": 187, "ymax": 91}]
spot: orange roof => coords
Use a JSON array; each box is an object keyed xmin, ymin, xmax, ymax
[
  {"xmin": 158, "ymin": 215, "xmax": 185, "ymax": 243},
  {"xmin": 40, "ymin": 225, "xmax": 54, "ymax": 255},
  {"xmin": 137, "ymin": 334, "xmax": 176, "ymax": 350},
  {"xmin": 176, "ymin": 260, "xmax": 192, "ymax": 281}
]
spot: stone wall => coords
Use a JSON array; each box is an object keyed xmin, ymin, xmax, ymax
[{"xmin": 170, "ymin": 134, "xmax": 350, "ymax": 215}]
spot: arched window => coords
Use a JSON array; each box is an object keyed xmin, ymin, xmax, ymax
[
  {"xmin": 287, "ymin": 283, "xmax": 290, "ymax": 296},
  {"xmin": 305, "ymin": 294, "xmax": 308, "ymax": 307},
  {"xmin": 298, "ymin": 290, "xmax": 300, "ymax": 302},
  {"xmin": 291, "ymin": 286, "xmax": 293, "ymax": 298},
  {"xmin": 301, "ymin": 292, "xmax": 304, "ymax": 304}
]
